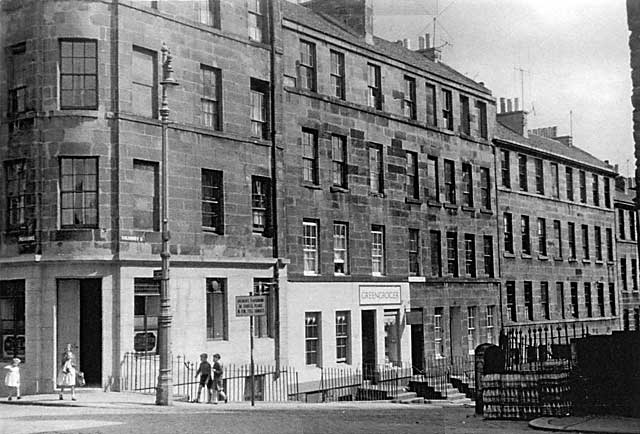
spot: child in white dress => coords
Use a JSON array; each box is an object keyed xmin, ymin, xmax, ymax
[
  {"xmin": 58, "ymin": 344, "xmax": 77, "ymax": 401},
  {"xmin": 4, "ymin": 358, "xmax": 21, "ymax": 400}
]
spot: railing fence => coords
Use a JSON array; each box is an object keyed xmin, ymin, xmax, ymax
[
  {"xmin": 501, "ymin": 323, "xmax": 590, "ymax": 371},
  {"xmin": 120, "ymin": 353, "xmax": 297, "ymax": 402}
]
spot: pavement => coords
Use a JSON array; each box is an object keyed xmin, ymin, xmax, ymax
[
  {"xmin": 529, "ymin": 415, "xmax": 640, "ymax": 434},
  {"xmin": 0, "ymin": 388, "xmax": 475, "ymax": 412},
  {"xmin": 2, "ymin": 390, "xmax": 640, "ymax": 434}
]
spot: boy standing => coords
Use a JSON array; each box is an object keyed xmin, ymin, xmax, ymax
[
  {"xmin": 211, "ymin": 353, "xmax": 227, "ymax": 404},
  {"xmin": 194, "ymin": 353, "xmax": 212, "ymax": 403}
]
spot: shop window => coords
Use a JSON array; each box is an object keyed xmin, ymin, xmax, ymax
[
  {"xmin": 0, "ymin": 280, "xmax": 25, "ymax": 360},
  {"xmin": 383, "ymin": 310, "xmax": 400, "ymax": 366},
  {"xmin": 134, "ymin": 278, "xmax": 160, "ymax": 354}
]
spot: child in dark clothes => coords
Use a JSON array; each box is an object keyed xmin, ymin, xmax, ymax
[{"xmin": 194, "ymin": 353, "xmax": 213, "ymax": 403}]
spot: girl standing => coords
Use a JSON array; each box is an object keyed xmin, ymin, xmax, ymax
[
  {"xmin": 3, "ymin": 358, "xmax": 21, "ymax": 400},
  {"xmin": 57, "ymin": 344, "xmax": 77, "ymax": 401}
]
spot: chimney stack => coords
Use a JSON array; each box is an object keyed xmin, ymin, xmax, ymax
[
  {"xmin": 415, "ymin": 33, "xmax": 440, "ymax": 62},
  {"xmin": 497, "ymin": 96, "xmax": 528, "ymax": 136},
  {"xmin": 304, "ymin": 0, "xmax": 374, "ymax": 44},
  {"xmin": 554, "ymin": 136, "xmax": 573, "ymax": 147}
]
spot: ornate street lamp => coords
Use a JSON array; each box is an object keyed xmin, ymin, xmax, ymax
[{"xmin": 156, "ymin": 42, "xmax": 179, "ymax": 406}]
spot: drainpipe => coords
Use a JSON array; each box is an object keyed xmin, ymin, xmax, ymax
[
  {"xmin": 492, "ymin": 144, "xmax": 505, "ymax": 333},
  {"xmin": 268, "ymin": 0, "xmax": 280, "ymax": 372}
]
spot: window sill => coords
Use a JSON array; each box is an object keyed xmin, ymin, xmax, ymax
[
  {"xmin": 303, "ymin": 273, "xmax": 320, "ymax": 277},
  {"xmin": 479, "ymin": 209, "xmax": 493, "ymax": 215},
  {"xmin": 405, "ymin": 197, "xmax": 422, "ymax": 205},
  {"xmin": 582, "ymin": 259, "xmax": 591, "ymax": 264},
  {"xmin": 538, "ymin": 255, "xmax": 549, "ymax": 261},
  {"xmin": 568, "ymin": 258, "xmax": 578, "ymax": 263},
  {"xmin": 443, "ymin": 203, "xmax": 457, "ymax": 210},
  {"xmin": 302, "ymin": 182, "xmax": 322, "ymax": 190},
  {"xmin": 503, "ymin": 252, "xmax": 516, "ymax": 258},
  {"xmin": 461, "ymin": 206, "xmax": 476, "ymax": 213},
  {"xmin": 330, "ymin": 185, "xmax": 349, "ymax": 193},
  {"xmin": 595, "ymin": 260, "xmax": 604, "ymax": 265},
  {"xmin": 553, "ymin": 256, "xmax": 564, "ymax": 262},
  {"xmin": 521, "ymin": 253, "xmax": 532, "ymax": 259},
  {"xmin": 427, "ymin": 200, "xmax": 442, "ymax": 208},
  {"xmin": 369, "ymin": 192, "xmax": 385, "ymax": 198},
  {"xmin": 50, "ymin": 109, "xmax": 99, "ymax": 119}
]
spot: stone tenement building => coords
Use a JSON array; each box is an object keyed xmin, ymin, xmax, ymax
[
  {"xmin": 614, "ymin": 177, "xmax": 640, "ymax": 330},
  {"xmin": 494, "ymin": 108, "xmax": 620, "ymax": 336},
  {"xmin": 0, "ymin": 0, "xmax": 282, "ymax": 394},
  {"xmin": 0, "ymin": 0, "xmax": 627, "ymax": 397},
  {"xmin": 0, "ymin": 0, "xmax": 503, "ymax": 394},
  {"xmin": 627, "ymin": 0, "xmax": 640, "ymax": 331},
  {"xmin": 279, "ymin": 0, "xmax": 500, "ymax": 385}
]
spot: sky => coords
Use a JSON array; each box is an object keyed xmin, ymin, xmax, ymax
[{"xmin": 372, "ymin": 0, "xmax": 634, "ymax": 175}]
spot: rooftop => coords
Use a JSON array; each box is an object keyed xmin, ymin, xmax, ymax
[
  {"xmin": 281, "ymin": 0, "xmax": 491, "ymax": 95},
  {"xmin": 495, "ymin": 121, "xmax": 615, "ymax": 174}
]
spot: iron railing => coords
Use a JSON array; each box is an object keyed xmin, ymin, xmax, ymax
[
  {"xmin": 409, "ymin": 356, "xmax": 475, "ymax": 399},
  {"xmin": 501, "ymin": 323, "xmax": 591, "ymax": 371},
  {"xmin": 289, "ymin": 363, "xmax": 413, "ymax": 403},
  {"xmin": 120, "ymin": 353, "xmax": 298, "ymax": 402}
]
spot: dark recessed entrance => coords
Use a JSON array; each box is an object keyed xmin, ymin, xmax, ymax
[{"xmin": 57, "ymin": 278, "xmax": 102, "ymax": 387}]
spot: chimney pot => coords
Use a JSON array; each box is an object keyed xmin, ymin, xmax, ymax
[
  {"xmin": 507, "ymin": 99, "xmax": 513, "ymax": 112},
  {"xmin": 499, "ymin": 97, "xmax": 506, "ymax": 113},
  {"xmin": 403, "ymin": 38, "xmax": 410, "ymax": 49},
  {"xmin": 418, "ymin": 36, "xmax": 425, "ymax": 50},
  {"xmin": 425, "ymin": 33, "xmax": 431, "ymax": 49},
  {"xmin": 514, "ymin": 98, "xmax": 519, "ymax": 111}
]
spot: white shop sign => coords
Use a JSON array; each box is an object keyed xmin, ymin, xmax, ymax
[{"xmin": 359, "ymin": 285, "xmax": 401, "ymax": 305}]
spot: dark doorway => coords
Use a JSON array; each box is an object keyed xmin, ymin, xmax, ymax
[
  {"xmin": 411, "ymin": 323, "xmax": 425, "ymax": 374},
  {"xmin": 80, "ymin": 279, "xmax": 102, "ymax": 386},
  {"xmin": 361, "ymin": 310, "xmax": 376, "ymax": 372},
  {"xmin": 449, "ymin": 306, "xmax": 462, "ymax": 359}
]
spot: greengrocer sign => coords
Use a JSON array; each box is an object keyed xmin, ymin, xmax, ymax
[{"xmin": 359, "ymin": 285, "xmax": 401, "ymax": 305}]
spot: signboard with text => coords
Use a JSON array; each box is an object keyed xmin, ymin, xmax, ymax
[
  {"xmin": 236, "ymin": 295, "xmax": 267, "ymax": 317},
  {"xmin": 359, "ymin": 285, "xmax": 401, "ymax": 305}
]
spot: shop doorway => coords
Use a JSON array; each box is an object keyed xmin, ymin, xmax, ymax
[
  {"xmin": 361, "ymin": 310, "xmax": 376, "ymax": 371},
  {"xmin": 57, "ymin": 279, "xmax": 102, "ymax": 386}
]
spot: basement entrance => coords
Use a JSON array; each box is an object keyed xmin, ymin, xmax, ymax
[{"xmin": 57, "ymin": 278, "xmax": 102, "ymax": 386}]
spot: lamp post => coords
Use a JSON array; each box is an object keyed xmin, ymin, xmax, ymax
[{"xmin": 156, "ymin": 42, "xmax": 179, "ymax": 406}]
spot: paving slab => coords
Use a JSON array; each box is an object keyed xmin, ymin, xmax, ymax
[{"xmin": 529, "ymin": 415, "xmax": 640, "ymax": 434}]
